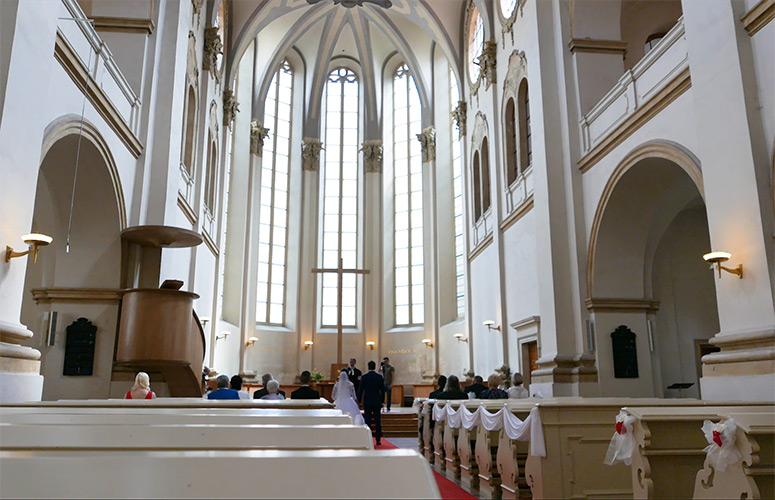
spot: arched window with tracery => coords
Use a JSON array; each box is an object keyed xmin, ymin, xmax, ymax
[
  {"xmin": 505, "ymin": 98, "xmax": 518, "ymax": 185},
  {"xmin": 481, "ymin": 138, "xmax": 491, "ymax": 214},
  {"xmin": 320, "ymin": 67, "xmax": 360, "ymax": 327},
  {"xmin": 182, "ymin": 85, "xmax": 197, "ymax": 176},
  {"xmin": 256, "ymin": 60, "xmax": 293, "ymax": 325},
  {"xmin": 468, "ymin": 5, "xmax": 484, "ymax": 83},
  {"xmin": 473, "ymin": 151, "xmax": 482, "ymax": 221},
  {"xmin": 392, "ymin": 64, "xmax": 424, "ymax": 326},
  {"xmin": 517, "ymin": 79, "xmax": 531, "ymax": 172},
  {"xmin": 204, "ymin": 134, "xmax": 217, "ymax": 211},
  {"xmin": 450, "ymin": 68, "xmax": 465, "ymax": 318}
]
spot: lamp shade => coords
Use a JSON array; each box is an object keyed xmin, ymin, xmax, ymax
[
  {"xmin": 22, "ymin": 233, "xmax": 53, "ymax": 245},
  {"xmin": 703, "ymin": 251, "xmax": 732, "ymax": 263}
]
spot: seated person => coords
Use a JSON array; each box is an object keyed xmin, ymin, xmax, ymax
[
  {"xmin": 507, "ymin": 372, "xmax": 529, "ymax": 399},
  {"xmin": 463, "ymin": 375, "xmax": 487, "ymax": 398},
  {"xmin": 290, "ymin": 371, "xmax": 320, "ymax": 399},
  {"xmin": 479, "ymin": 373, "xmax": 508, "ymax": 399},
  {"xmin": 126, "ymin": 372, "xmax": 156, "ymax": 399},
  {"xmin": 253, "ymin": 372, "xmax": 286, "ymax": 399},
  {"xmin": 230, "ymin": 375, "xmax": 250, "ymax": 400},
  {"xmin": 428, "ymin": 375, "xmax": 447, "ymax": 399},
  {"xmin": 207, "ymin": 374, "xmax": 241, "ymax": 400},
  {"xmin": 260, "ymin": 379, "xmax": 285, "ymax": 400},
  {"xmin": 437, "ymin": 375, "xmax": 468, "ymax": 400}
]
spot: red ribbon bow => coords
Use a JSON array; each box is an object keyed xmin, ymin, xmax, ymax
[
  {"xmin": 712, "ymin": 430, "xmax": 722, "ymax": 447},
  {"xmin": 616, "ymin": 421, "xmax": 625, "ymax": 435}
]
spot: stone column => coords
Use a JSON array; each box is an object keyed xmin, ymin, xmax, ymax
[
  {"xmin": 682, "ymin": 0, "xmax": 775, "ymax": 401},
  {"xmin": 418, "ymin": 127, "xmax": 439, "ymax": 378}
]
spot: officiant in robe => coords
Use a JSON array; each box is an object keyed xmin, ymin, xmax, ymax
[{"xmin": 345, "ymin": 358, "xmax": 362, "ymax": 393}]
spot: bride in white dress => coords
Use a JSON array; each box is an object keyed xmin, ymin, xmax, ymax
[{"xmin": 332, "ymin": 370, "xmax": 365, "ymax": 425}]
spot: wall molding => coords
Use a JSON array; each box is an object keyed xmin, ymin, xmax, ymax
[
  {"xmin": 468, "ymin": 233, "xmax": 493, "ymax": 262},
  {"xmin": 568, "ymin": 38, "xmax": 627, "ymax": 56},
  {"xmin": 31, "ymin": 288, "xmax": 123, "ymax": 304},
  {"xmin": 92, "ymin": 16, "xmax": 155, "ymax": 35},
  {"xmin": 585, "ymin": 297, "xmax": 660, "ymax": 313},
  {"xmin": 54, "ymin": 30, "xmax": 143, "ymax": 158},
  {"xmin": 742, "ymin": 0, "xmax": 775, "ymax": 36},
  {"xmin": 578, "ymin": 68, "xmax": 691, "ymax": 173},
  {"xmin": 500, "ymin": 195, "xmax": 534, "ymax": 232},
  {"xmin": 177, "ymin": 192, "xmax": 198, "ymax": 225},
  {"xmin": 511, "ymin": 315, "xmax": 540, "ymax": 331},
  {"xmin": 202, "ymin": 229, "xmax": 218, "ymax": 256}
]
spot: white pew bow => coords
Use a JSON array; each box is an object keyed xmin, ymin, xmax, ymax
[
  {"xmin": 604, "ymin": 411, "xmax": 637, "ymax": 466},
  {"xmin": 432, "ymin": 403, "xmax": 546, "ymax": 457},
  {"xmin": 700, "ymin": 418, "xmax": 741, "ymax": 472}
]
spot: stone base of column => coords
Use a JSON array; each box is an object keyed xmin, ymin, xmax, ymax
[
  {"xmin": 700, "ymin": 327, "xmax": 774, "ymax": 402},
  {"xmin": 530, "ymin": 354, "xmax": 598, "ymax": 397},
  {"xmin": 0, "ymin": 320, "xmax": 44, "ymax": 403},
  {"xmin": 0, "ymin": 371, "xmax": 44, "ymax": 403}
]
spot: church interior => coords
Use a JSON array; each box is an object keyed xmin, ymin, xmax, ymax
[{"xmin": 1, "ymin": 0, "xmax": 774, "ymax": 498}]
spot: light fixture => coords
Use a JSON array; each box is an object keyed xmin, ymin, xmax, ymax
[
  {"xmin": 421, "ymin": 338, "xmax": 434, "ymax": 348},
  {"xmin": 6, "ymin": 233, "xmax": 53, "ymax": 263},
  {"xmin": 453, "ymin": 333, "xmax": 469, "ymax": 343},
  {"xmin": 483, "ymin": 320, "xmax": 501, "ymax": 332},
  {"xmin": 216, "ymin": 331, "xmax": 230, "ymax": 340},
  {"xmin": 703, "ymin": 251, "xmax": 743, "ymax": 279},
  {"xmin": 304, "ymin": 340, "xmax": 314, "ymax": 350},
  {"xmin": 199, "ymin": 317, "xmax": 210, "ymax": 329},
  {"xmin": 366, "ymin": 341, "xmax": 375, "ymax": 350},
  {"xmin": 246, "ymin": 336, "xmax": 258, "ymax": 347}
]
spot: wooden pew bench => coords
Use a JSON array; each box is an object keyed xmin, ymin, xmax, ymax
[
  {"xmin": 693, "ymin": 411, "xmax": 775, "ymax": 499},
  {"xmin": 3, "ymin": 398, "xmax": 334, "ymax": 409},
  {"xmin": 0, "ymin": 449, "xmax": 440, "ymax": 498},
  {"xmin": 0, "ymin": 422, "xmax": 373, "ymax": 451},
  {"xmin": 622, "ymin": 404, "xmax": 773, "ymax": 499},
  {"xmin": 421, "ymin": 399, "xmax": 436, "ymax": 462}
]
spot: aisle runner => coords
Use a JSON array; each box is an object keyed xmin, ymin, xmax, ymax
[{"xmin": 378, "ymin": 439, "xmax": 476, "ymax": 500}]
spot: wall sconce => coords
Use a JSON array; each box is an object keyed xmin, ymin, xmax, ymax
[
  {"xmin": 199, "ymin": 317, "xmax": 210, "ymax": 329},
  {"xmin": 304, "ymin": 340, "xmax": 314, "ymax": 350},
  {"xmin": 366, "ymin": 341, "xmax": 375, "ymax": 350},
  {"xmin": 6, "ymin": 233, "xmax": 53, "ymax": 263},
  {"xmin": 483, "ymin": 320, "xmax": 501, "ymax": 332},
  {"xmin": 421, "ymin": 338, "xmax": 434, "ymax": 348},
  {"xmin": 246, "ymin": 336, "xmax": 258, "ymax": 347},
  {"xmin": 453, "ymin": 333, "xmax": 469, "ymax": 343},
  {"xmin": 216, "ymin": 331, "xmax": 230, "ymax": 341},
  {"xmin": 703, "ymin": 252, "xmax": 743, "ymax": 279}
]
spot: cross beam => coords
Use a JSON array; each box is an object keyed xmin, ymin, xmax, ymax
[{"xmin": 311, "ymin": 258, "xmax": 370, "ymax": 364}]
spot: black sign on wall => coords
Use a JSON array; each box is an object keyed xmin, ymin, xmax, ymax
[
  {"xmin": 611, "ymin": 325, "xmax": 639, "ymax": 378},
  {"xmin": 63, "ymin": 318, "xmax": 97, "ymax": 376}
]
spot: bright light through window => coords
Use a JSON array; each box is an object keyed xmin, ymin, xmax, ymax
[
  {"xmin": 393, "ymin": 64, "xmax": 424, "ymax": 326},
  {"xmin": 469, "ymin": 7, "xmax": 484, "ymax": 82},
  {"xmin": 256, "ymin": 60, "xmax": 293, "ymax": 325},
  {"xmin": 500, "ymin": 0, "xmax": 518, "ymax": 18},
  {"xmin": 450, "ymin": 67, "xmax": 465, "ymax": 318},
  {"xmin": 321, "ymin": 68, "xmax": 360, "ymax": 327}
]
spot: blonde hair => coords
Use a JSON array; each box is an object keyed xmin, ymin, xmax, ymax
[
  {"xmin": 132, "ymin": 372, "xmax": 150, "ymax": 391},
  {"xmin": 487, "ymin": 373, "xmax": 500, "ymax": 388}
]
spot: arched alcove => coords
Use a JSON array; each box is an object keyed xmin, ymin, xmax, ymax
[
  {"xmin": 588, "ymin": 144, "xmax": 718, "ymax": 398},
  {"xmin": 20, "ymin": 129, "xmax": 123, "ymax": 400}
]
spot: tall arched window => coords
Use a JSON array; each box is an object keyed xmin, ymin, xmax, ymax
[
  {"xmin": 204, "ymin": 135, "xmax": 217, "ymax": 212},
  {"xmin": 473, "ymin": 151, "xmax": 482, "ymax": 221},
  {"xmin": 500, "ymin": 0, "xmax": 518, "ymax": 18},
  {"xmin": 393, "ymin": 64, "xmax": 423, "ymax": 326},
  {"xmin": 182, "ymin": 85, "xmax": 197, "ymax": 176},
  {"xmin": 450, "ymin": 68, "xmax": 465, "ymax": 318},
  {"xmin": 505, "ymin": 98, "xmax": 518, "ymax": 185},
  {"xmin": 256, "ymin": 60, "xmax": 293, "ymax": 325},
  {"xmin": 481, "ymin": 138, "xmax": 491, "ymax": 213},
  {"xmin": 320, "ymin": 68, "xmax": 360, "ymax": 327},
  {"xmin": 518, "ymin": 80, "xmax": 532, "ymax": 171},
  {"xmin": 468, "ymin": 6, "xmax": 484, "ymax": 83}
]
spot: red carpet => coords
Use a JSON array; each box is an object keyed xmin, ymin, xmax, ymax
[{"xmin": 378, "ymin": 439, "xmax": 477, "ymax": 500}]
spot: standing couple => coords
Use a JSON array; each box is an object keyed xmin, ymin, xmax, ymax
[{"xmin": 332, "ymin": 360, "xmax": 387, "ymax": 445}]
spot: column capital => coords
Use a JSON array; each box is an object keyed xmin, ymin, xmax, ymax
[
  {"xmin": 416, "ymin": 126, "xmax": 436, "ymax": 162},
  {"xmin": 361, "ymin": 139, "xmax": 383, "ymax": 173},
  {"xmin": 451, "ymin": 101, "xmax": 467, "ymax": 139},
  {"xmin": 223, "ymin": 89, "xmax": 240, "ymax": 130},
  {"xmin": 250, "ymin": 119, "xmax": 270, "ymax": 156},
  {"xmin": 302, "ymin": 137, "xmax": 323, "ymax": 171}
]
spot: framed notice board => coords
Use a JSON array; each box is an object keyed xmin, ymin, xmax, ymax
[
  {"xmin": 611, "ymin": 325, "xmax": 638, "ymax": 378},
  {"xmin": 63, "ymin": 318, "xmax": 97, "ymax": 376}
]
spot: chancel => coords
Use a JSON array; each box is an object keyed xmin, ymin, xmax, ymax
[{"xmin": 1, "ymin": 0, "xmax": 774, "ymax": 498}]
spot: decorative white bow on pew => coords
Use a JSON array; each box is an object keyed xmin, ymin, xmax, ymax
[
  {"xmin": 700, "ymin": 418, "xmax": 740, "ymax": 472},
  {"xmin": 431, "ymin": 403, "xmax": 546, "ymax": 457},
  {"xmin": 604, "ymin": 411, "xmax": 636, "ymax": 466}
]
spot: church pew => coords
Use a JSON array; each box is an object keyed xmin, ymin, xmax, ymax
[
  {"xmin": 0, "ymin": 406, "xmax": 342, "ymax": 416},
  {"xmin": 693, "ymin": 412, "xmax": 775, "ymax": 500},
  {"xmin": 0, "ymin": 449, "xmax": 440, "ymax": 498},
  {"xmin": 421, "ymin": 399, "xmax": 436, "ymax": 462},
  {"xmin": 623, "ymin": 405, "xmax": 774, "ymax": 500},
  {"xmin": 0, "ymin": 423, "xmax": 374, "ymax": 451},
  {"xmin": 3, "ymin": 397, "xmax": 334, "ymax": 409}
]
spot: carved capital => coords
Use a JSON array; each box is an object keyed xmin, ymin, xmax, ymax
[
  {"xmin": 250, "ymin": 119, "xmax": 270, "ymax": 156},
  {"xmin": 203, "ymin": 26, "xmax": 223, "ymax": 81},
  {"xmin": 451, "ymin": 100, "xmax": 467, "ymax": 138},
  {"xmin": 360, "ymin": 140, "xmax": 383, "ymax": 173},
  {"xmin": 416, "ymin": 126, "xmax": 436, "ymax": 162},
  {"xmin": 192, "ymin": 0, "xmax": 205, "ymax": 15},
  {"xmin": 223, "ymin": 89, "xmax": 239, "ymax": 129},
  {"xmin": 477, "ymin": 39, "xmax": 497, "ymax": 89},
  {"xmin": 302, "ymin": 137, "xmax": 324, "ymax": 171}
]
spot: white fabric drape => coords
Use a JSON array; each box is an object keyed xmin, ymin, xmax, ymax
[
  {"xmin": 431, "ymin": 403, "xmax": 546, "ymax": 457},
  {"xmin": 604, "ymin": 411, "xmax": 637, "ymax": 466},
  {"xmin": 700, "ymin": 418, "xmax": 741, "ymax": 472}
]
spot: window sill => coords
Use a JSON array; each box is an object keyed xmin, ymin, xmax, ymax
[
  {"xmin": 317, "ymin": 327, "xmax": 362, "ymax": 334},
  {"xmin": 255, "ymin": 324, "xmax": 294, "ymax": 333},
  {"xmin": 385, "ymin": 326, "xmax": 425, "ymax": 334}
]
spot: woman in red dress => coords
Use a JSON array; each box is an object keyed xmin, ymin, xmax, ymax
[{"xmin": 125, "ymin": 372, "xmax": 156, "ymax": 399}]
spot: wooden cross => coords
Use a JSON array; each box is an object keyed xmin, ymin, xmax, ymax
[{"xmin": 312, "ymin": 258, "xmax": 370, "ymax": 364}]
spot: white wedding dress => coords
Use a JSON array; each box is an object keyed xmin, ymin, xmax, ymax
[{"xmin": 333, "ymin": 372, "xmax": 365, "ymax": 425}]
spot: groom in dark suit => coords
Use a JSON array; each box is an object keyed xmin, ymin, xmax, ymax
[
  {"xmin": 358, "ymin": 360, "xmax": 385, "ymax": 445},
  {"xmin": 290, "ymin": 371, "xmax": 320, "ymax": 399}
]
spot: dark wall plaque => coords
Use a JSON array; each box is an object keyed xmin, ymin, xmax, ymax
[
  {"xmin": 63, "ymin": 318, "xmax": 97, "ymax": 376},
  {"xmin": 611, "ymin": 325, "xmax": 638, "ymax": 378}
]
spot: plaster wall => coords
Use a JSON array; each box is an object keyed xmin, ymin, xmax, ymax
[{"xmin": 469, "ymin": 244, "xmax": 503, "ymax": 375}]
